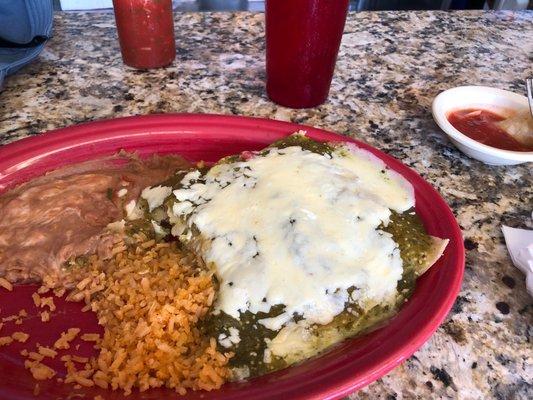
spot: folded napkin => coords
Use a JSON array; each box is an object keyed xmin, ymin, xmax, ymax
[{"xmin": 502, "ymin": 220, "xmax": 533, "ymax": 296}]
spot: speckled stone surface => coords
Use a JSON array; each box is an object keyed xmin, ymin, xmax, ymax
[{"xmin": 0, "ymin": 10, "xmax": 532, "ymax": 400}]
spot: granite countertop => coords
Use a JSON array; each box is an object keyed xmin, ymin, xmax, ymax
[{"xmin": 0, "ymin": 9, "xmax": 532, "ymax": 400}]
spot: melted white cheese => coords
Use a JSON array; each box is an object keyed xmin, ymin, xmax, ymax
[
  {"xmin": 151, "ymin": 220, "xmax": 167, "ymax": 236},
  {"xmin": 141, "ymin": 185, "xmax": 172, "ymax": 212},
  {"xmin": 218, "ymin": 327, "xmax": 241, "ymax": 348},
  {"xmin": 125, "ymin": 200, "xmax": 143, "ymax": 220},
  {"xmin": 171, "ymin": 144, "xmax": 414, "ymax": 331}
]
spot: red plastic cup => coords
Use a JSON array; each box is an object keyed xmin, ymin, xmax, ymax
[
  {"xmin": 265, "ymin": 0, "xmax": 349, "ymax": 108},
  {"xmin": 112, "ymin": 0, "xmax": 176, "ymax": 69}
]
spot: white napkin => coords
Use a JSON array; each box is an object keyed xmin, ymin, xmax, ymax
[{"xmin": 502, "ymin": 222, "xmax": 533, "ymax": 296}]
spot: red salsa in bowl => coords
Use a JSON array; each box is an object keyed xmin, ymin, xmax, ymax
[{"xmin": 447, "ymin": 109, "xmax": 533, "ymax": 152}]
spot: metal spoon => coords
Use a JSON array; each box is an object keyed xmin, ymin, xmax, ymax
[{"xmin": 527, "ymin": 78, "xmax": 533, "ymax": 117}]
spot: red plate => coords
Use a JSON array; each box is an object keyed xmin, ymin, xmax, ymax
[{"xmin": 0, "ymin": 114, "xmax": 464, "ymax": 400}]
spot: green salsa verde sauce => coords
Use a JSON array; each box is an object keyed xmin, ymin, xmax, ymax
[{"xmin": 199, "ymin": 135, "xmax": 434, "ymax": 378}]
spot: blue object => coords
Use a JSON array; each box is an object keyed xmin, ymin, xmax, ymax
[{"xmin": 0, "ymin": 0, "xmax": 53, "ymax": 87}]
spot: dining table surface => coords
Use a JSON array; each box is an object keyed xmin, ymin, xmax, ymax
[{"xmin": 0, "ymin": 9, "xmax": 532, "ymax": 400}]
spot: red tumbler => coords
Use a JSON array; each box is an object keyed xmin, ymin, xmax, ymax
[
  {"xmin": 112, "ymin": 0, "xmax": 176, "ymax": 69},
  {"xmin": 265, "ymin": 0, "xmax": 349, "ymax": 108}
]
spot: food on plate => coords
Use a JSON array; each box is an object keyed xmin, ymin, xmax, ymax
[
  {"xmin": 0, "ymin": 153, "xmax": 190, "ymax": 284},
  {"xmin": 0, "ymin": 133, "xmax": 448, "ymax": 394},
  {"xmin": 64, "ymin": 235, "xmax": 231, "ymax": 395},
  {"xmin": 130, "ymin": 132, "xmax": 449, "ymax": 378}
]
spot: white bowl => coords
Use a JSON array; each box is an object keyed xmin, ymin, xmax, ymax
[{"xmin": 432, "ymin": 86, "xmax": 533, "ymax": 165}]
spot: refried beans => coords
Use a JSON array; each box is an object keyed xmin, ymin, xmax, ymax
[{"xmin": 0, "ymin": 153, "xmax": 191, "ymax": 283}]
